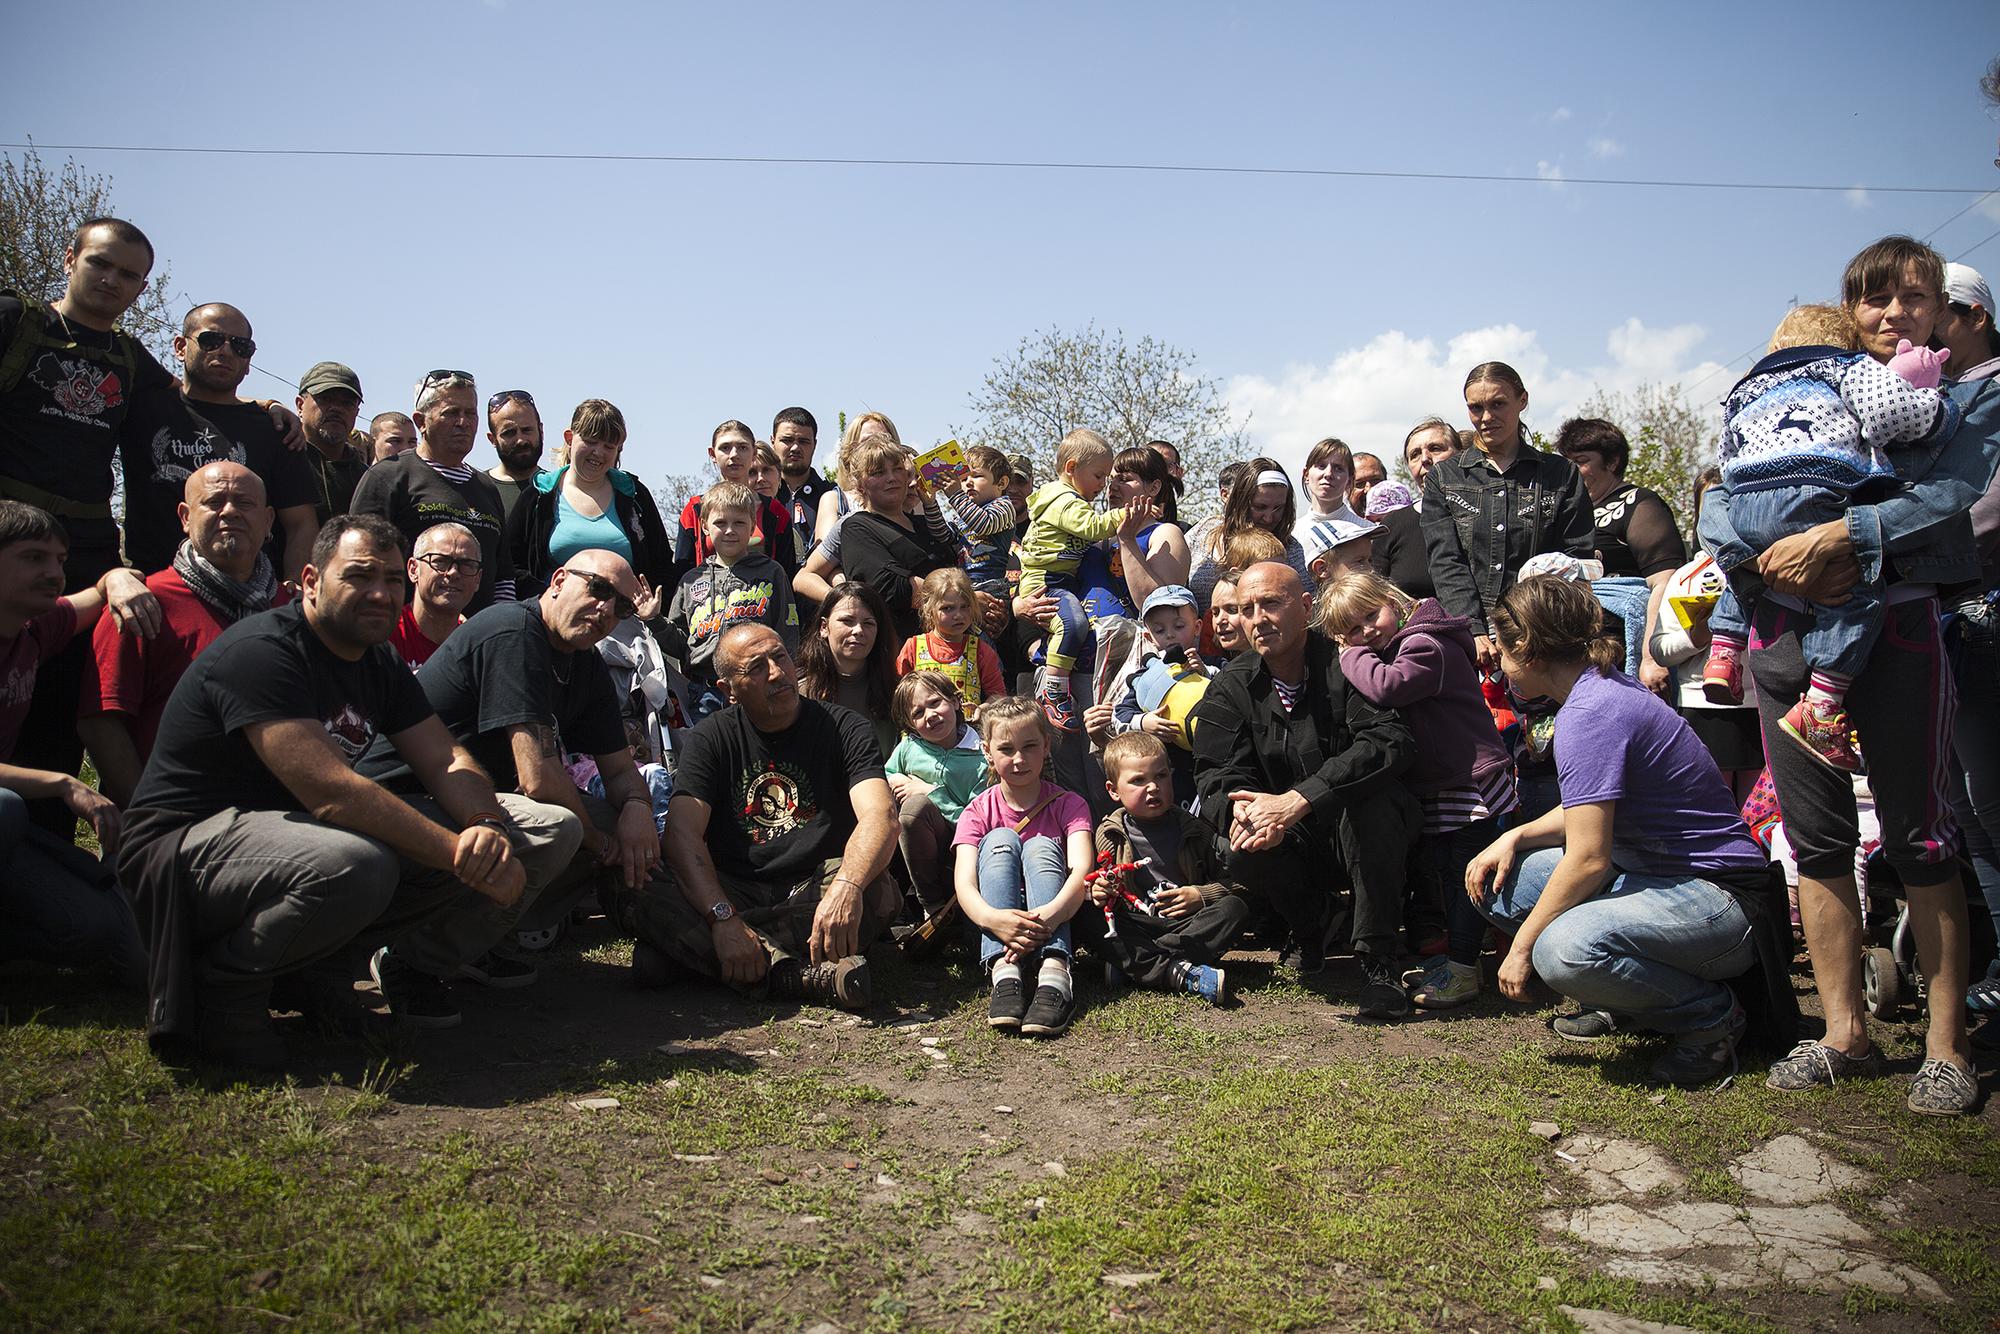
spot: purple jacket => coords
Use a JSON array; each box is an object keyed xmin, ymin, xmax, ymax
[{"xmin": 1338, "ymin": 599, "xmax": 1513, "ymax": 796}]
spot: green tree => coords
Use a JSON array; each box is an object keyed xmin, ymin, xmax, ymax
[
  {"xmin": 956, "ymin": 323, "xmax": 1248, "ymax": 524},
  {"xmin": 0, "ymin": 140, "xmax": 177, "ymax": 360},
  {"xmin": 1572, "ymin": 382, "xmax": 1719, "ymax": 534}
]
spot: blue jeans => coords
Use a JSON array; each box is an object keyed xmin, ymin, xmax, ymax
[
  {"xmin": 1724, "ymin": 486, "xmax": 1884, "ymax": 681},
  {"xmin": 1475, "ymin": 846, "xmax": 1754, "ymax": 1039},
  {"xmin": 975, "ymin": 828, "xmax": 1072, "ymax": 965},
  {"xmin": 0, "ymin": 787, "xmax": 145, "ymax": 986}
]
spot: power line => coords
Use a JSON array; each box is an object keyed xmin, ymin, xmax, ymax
[
  {"xmin": 3, "ymin": 140, "xmax": 1989, "ymax": 197},
  {"xmin": 1920, "ymin": 189, "xmax": 1999, "ymax": 241}
]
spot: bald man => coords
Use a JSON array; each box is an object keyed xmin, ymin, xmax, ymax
[
  {"xmin": 392, "ymin": 521, "xmax": 483, "ymax": 670},
  {"xmin": 358, "ymin": 547, "xmax": 659, "ymax": 994},
  {"xmin": 622, "ymin": 621, "xmax": 900, "ymax": 1011},
  {"xmin": 1188, "ymin": 562, "xmax": 1420, "ymax": 1018},
  {"xmin": 80, "ymin": 461, "xmax": 289, "ymax": 804}
]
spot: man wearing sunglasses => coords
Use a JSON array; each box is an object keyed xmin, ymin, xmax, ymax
[
  {"xmin": 359, "ymin": 548, "xmax": 661, "ymax": 1010},
  {"xmin": 151, "ymin": 304, "xmax": 321, "ymax": 584},
  {"xmin": 351, "ymin": 371, "xmax": 514, "ymax": 614},
  {"xmin": 391, "ymin": 522, "xmax": 482, "ymax": 671}
]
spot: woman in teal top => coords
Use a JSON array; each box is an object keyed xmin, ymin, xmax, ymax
[{"xmin": 506, "ymin": 398, "xmax": 677, "ymax": 599}]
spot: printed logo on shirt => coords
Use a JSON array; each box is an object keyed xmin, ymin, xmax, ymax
[
  {"xmin": 29, "ymin": 353, "xmax": 124, "ymax": 425},
  {"xmin": 414, "ymin": 498, "xmax": 498, "ymax": 534},
  {"xmin": 0, "ymin": 664, "xmax": 36, "ymax": 712},
  {"xmin": 323, "ymin": 703, "xmax": 377, "ymax": 763},
  {"xmin": 687, "ymin": 578, "xmax": 779, "ymax": 647},
  {"xmin": 148, "ymin": 422, "xmax": 245, "ymax": 485},
  {"xmin": 735, "ymin": 760, "xmax": 819, "ymax": 845}
]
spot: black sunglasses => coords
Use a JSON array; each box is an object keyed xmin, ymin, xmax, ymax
[
  {"xmin": 190, "ymin": 329, "xmax": 256, "ymax": 358},
  {"xmin": 415, "ymin": 369, "xmax": 475, "ymax": 407},
  {"xmin": 563, "ymin": 567, "xmax": 636, "ymax": 619},
  {"xmin": 488, "ymin": 389, "xmax": 536, "ymax": 413}
]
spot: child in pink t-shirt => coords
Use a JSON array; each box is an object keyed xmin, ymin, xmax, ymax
[{"xmin": 951, "ymin": 697, "xmax": 1095, "ymax": 1037}]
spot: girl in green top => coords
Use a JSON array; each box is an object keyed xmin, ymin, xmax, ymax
[{"xmin": 886, "ymin": 669, "xmax": 993, "ymax": 910}]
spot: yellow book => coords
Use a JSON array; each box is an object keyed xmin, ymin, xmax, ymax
[{"xmin": 914, "ymin": 439, "xmax": 968, "ymax": 491}]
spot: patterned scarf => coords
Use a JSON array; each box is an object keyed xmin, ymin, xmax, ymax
[{"xmin": 172, "ymin": 538, "xmax": 278, "ymax": 625}]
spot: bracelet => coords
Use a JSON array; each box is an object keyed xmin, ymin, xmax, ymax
[
  {"xmin": 830, "ymin": 874, "xmax": 863, "ymax": 890},
  {"xmin": 465, "ymin": 813, "xmax": 510, "ymax": 835}
]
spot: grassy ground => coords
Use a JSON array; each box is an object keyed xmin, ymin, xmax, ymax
[{"xmin": 1, "ymin": 930, "xmax": 1995, "ymax": 1331}]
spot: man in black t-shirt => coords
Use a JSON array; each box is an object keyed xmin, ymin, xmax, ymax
[
  {"xmin": 352, "ymin": 372, "xmax": 514, "ymax": 613},
  {"xmin": 137, "ymin": 303, "xmax": 320, "ymax": 580},
  {"xmin": 359, "ymin": 548, "xmax": 663, "ymax": 971},
  {"xmin": 118, "ymin": 515, "xmax": 582, "ymax": 1070},
  {"xmin": 624, "ymin": 623, "xmax": 899, "ymax": 1010}
]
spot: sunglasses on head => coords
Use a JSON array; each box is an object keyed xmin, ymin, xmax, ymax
[
  {"xmin": 563, "ymin": 567, "xmax": 637, "ymax": 619},
  {"xmin": 414, "ymin": 369, "xmax": 475, "ymax": 406},
  {"xmin": 487, "ymin": 389, "xmax": 536, "ymax": 413},
  {"xmin": 190, "ymin": 329, "xmax": 256, "ymax": 358}
]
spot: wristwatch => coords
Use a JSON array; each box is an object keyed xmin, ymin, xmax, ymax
[{"xmin": 708, "ymin": 901, "xmax": 736, "ymax": 924}]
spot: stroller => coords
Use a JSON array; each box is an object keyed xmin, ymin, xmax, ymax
[{"xmin": 1858, "ymin": 849, "xmax": 1996, "ymax": 1019}]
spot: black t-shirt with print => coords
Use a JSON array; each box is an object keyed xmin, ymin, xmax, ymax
[
  {"xmin": 122, "ymin": 395, "xmax": 321, "ymax": 574},
  {"xmin": 350, "ymin": 451, "xmax": 512, "ymax": 612},
  {"xmin": 0, "ymin": 294, "xmax": 183, "ymax": 584},
  {"xmin": 357, "ymin": 600, "xmax": 624, "ymax": 793},
  {"xmin": 675, "ymin": 698, "xmax": 885, "ymax": 882},
  {"xmin": 128, "ymin": 601, "xmax": 434, "ymax": 818}
]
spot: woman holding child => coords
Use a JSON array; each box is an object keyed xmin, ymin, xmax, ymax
[{"xmin": 1697, "ymin": 234, "xmax": 1986, "ymax": 1114}]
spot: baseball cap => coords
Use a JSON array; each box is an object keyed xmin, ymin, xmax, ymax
[
  {"xmin": 1946, "ymin": 262, "xmax": 1994, "ymax": 317},
  {"xmin": 299, "ymin": 361, "xmax": 363, "ymax": 398},
  {"xmin": 1140, "ymin": 583, "xmax": 1198, "ymax": 617},
  {"xmin": 1300, "ymin": 515, "xmax": 1382, "ymax": 561}
]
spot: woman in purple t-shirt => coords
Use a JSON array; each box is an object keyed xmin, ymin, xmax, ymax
[{"xmin": 1465, "ymin": 577, "xmax": 1768, "ymax": 1088}]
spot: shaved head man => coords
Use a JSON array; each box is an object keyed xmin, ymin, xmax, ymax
[
  {"xmin": 1190, "ymin": 561, "xmax": 1420, "ymax": 1019},
  {"xmin": 392, "ymin": 521, "xmax": 483, "ymax": 671},
  {"xmin": 371, "ymin": 413, "xmax": 418, "ymax": 463},
  {"xmin": 79, "ymin": 460, "xmax": 285, "ymax": 804}
]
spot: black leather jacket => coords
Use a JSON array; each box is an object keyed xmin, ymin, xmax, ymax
[{"xmin": 1417, "ymin": 438, "xmax": 1596, "ymax": 636}]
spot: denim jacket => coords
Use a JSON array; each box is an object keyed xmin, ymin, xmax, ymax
[
  {"xmin": 1699, "ymin": 373, "xmax": 2000, "ymax": 589},
  {"xmin": 1417, "ymin": 436, "xmax": 1597, "ymax": 637}
]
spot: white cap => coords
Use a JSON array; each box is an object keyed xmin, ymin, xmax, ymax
[
  {"xmin": 1301, "ymin": 515, "xmax": 1382, "ymax": 561},
  {"xmin": 1945, "ymin": 262, "xmax": 1993, "ymax": 317}
]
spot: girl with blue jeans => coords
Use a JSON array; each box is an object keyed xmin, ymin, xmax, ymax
[
  {"xmin": 952, "ymin": 697, "xmax": 1095, "ymax": 1038},
  {"xmin": 1465, "ymin": 577, "xmax": 1767, "ymax": 1088}
]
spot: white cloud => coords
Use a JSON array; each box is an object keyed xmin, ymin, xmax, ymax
[
  {"xmin": 1550, "ymin": 106, "xmax": 1572, "ymax": 123},
  {"xmin": 1224, "ymin": 320, "xmax": 1731, "ymax": 478},
  {"xmin": 1586, "ymin": 135, "xmax": 1625, "ymax": 159},
  {"xmin": 1845, "ymin": 185, "xmax": 1872, "ymax": 210},
  {"xmin": 1536, "ymin": 159, "xmax": 1567, "ymax": 190}
]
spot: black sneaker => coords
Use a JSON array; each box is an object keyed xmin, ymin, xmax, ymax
[
  {"xmin": 195, "ymin": 978, "xmax": 287, "ymax": 1071},
  {"xmin": 1020, "ymin": 985, "xmax": 1076, "ymax": 1037},
  {"xmin": 1647, "ymin": 1008, "xmax": 1745, "ymax": 1089},
  {"xmin": 269, "ymin": 961, "xmax": 373, "ymax": 1038},
  {"xmin": 1551, "ymin": 1009, "xmax": 1619, "ymax": 1042},
  {"xmin": 988, "ymin": 976, "xmax": 1027, "ymax": 1029},
  {"xmin": 369, "ymin": 947, "xmax": 462, "ymax": 1029},
  {"xmin": 1278, "ymin": 935, "xmax": 1326, "ymax": 977},
  {"xmin": 768, "ymin": 955, "xmax": 871, "ymax": 1011},
  {"xmin": 453, "ymin": 950, "xmax": 539, "ymax": 989},
  {"xmin": 1355, "ymin": 953, "xmax": 1413, "ymax": 1020},
  {"xmin": 630, "ymin": 939, "xmax": 682, "ymax": 990}
]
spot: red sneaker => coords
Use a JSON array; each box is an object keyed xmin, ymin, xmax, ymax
[
  {"xmin": 1779, "ymin": 697, "xmax": 1862, "ymax": 772},
  {"xmin": 1702, "ymin": 647, "xmax": 1744, "ymax": 705}
]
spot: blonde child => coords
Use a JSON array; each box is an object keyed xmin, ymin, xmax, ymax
[
  {"xmin": 1018, "ymin": 429, "xmax": 1157, "ymax": 731},
  {"xmin": 663, "ymin": 481, "xmax": 798, "ymax": 697},
  {"xmin": 951, "ymin": 697, "xmax": 1096, "ymax": 1035},
  {"xmin": 895, "ymin": 568, "xmax": 1006, "ymax": 718},
  {"xmin": 1081, "ymin": 732, "xmax": 1247, "ymax": 1004},
  {"xmin": 1320, "ymin": 570, "xmax": 1519, "ymax": 1009},
  {"xmin": 886, "ymin": 670, "xmax": 993, "ymax": 914},
  {"xmin": 1085, "ymin": 584, "xmax": 1212, "ymax": 802}
]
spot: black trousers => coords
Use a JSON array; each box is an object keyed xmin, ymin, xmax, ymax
[
  {"xmin": 1223, "ymin": 783, "xmax": 1419, "ymax": 958},
  {"xmin": 1077, "ymin": 893, "xmax": 1251, "ymax": 988}
]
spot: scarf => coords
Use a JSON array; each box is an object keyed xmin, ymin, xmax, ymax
[{"xmin": 172, "ymin": 539, "xmax": 278, "ymax": 625}]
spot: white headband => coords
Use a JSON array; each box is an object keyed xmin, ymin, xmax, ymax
[{"xmin": 1254, "ymin": 469, "xmax": 1291, "ymax": 489}]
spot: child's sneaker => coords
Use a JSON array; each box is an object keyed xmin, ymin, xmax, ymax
[
  {"xmin": 1034, "ymin": 667, "xmax": 1078, "ymax": 732},
  {"xmin": 1410, "ymin": 958, "xmax": 1479, "ymax": 1010},
  {"xmin": 1020, "ymin": 985, "xmax": 1076, "ymax": 1036},
  {"xmin": 987, "ymin": 975, "xmax": 1027, "ymax": 1029},
  {"xmin": 1702, "ymin": 647, "xmax": 1744, "ymax": 705},
  {"xmin": 1182, "ymin": 964, "xmax": 1226, "ymax": 1006},
  {"xmin": 1779, "ymin": 697, "xmax": 1862, "ymax": 772}
]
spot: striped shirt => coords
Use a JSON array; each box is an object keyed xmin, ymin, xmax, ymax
[
  {"xmin": 1422, "ymin": 763, "xmax": 1519, "ymax": 835},
  {"xmin": 420, "ymin": 457, "xmax": 515, "ymax": 601}
]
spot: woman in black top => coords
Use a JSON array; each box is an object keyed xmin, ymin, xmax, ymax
[
  {"xmin": 836, "ymin": 437, "xmax": 959, "ymax": 643},
  {"xmin": 796, "ymin": 581, "xmax": 901, "ymax": 758},
  {"xmin": 1555, "ymin": 417, "xmax": 1688, "ymax": 693}
]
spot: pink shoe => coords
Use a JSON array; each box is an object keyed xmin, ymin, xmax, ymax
[
  {"xmin": 1702, "ymin": 647, "xmax": 1744, "ymax": 705},
  {"xmin": 1779, "ymin": 697, "xmax": 1861, "ymax": 773}
]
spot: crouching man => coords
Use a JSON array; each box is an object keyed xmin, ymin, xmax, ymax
[{"xmin": 118, "ymin": 515, "xmax": 581, "ymax": 1069}]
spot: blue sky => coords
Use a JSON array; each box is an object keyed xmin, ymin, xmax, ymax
[{"xmin": 6, "ymin": 1, "xmax": 1997, "ymax": 484}]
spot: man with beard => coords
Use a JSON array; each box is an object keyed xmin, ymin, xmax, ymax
[
  {"xmin": 296, "ymin": 362, "xmax": 370, "ymax": 526},
  {"xmin": 149, "ymin": 305, "xmax": 320, "ymax": 581},
  {"xmin": 771, "ymin": 406, "xmax": 833, "ymax": 541},
  {"xmin": 352, "ymin": 371, "xmax": 513, "ymax": 612},
  {"xmin": 484, "ymin": 389, "xmax": 543, "ymax": 526},
  {"xmin": 79, "ymin": 462, "xmax": 288, "ymax": 806},
  {"xmin": 391, "ymin": 522, "xmax": 481, "ymax": 670},
  {"xmin": 117, "ymin": 514, "xmax": 581, "ymax": 1068},
  {"xmin": 1347, "ymin": 452, "xmax": 1388, "ymax": 515},
  {"xmin": 359, "ymin": 548, "xmax": 661, "ymax": 1004}
]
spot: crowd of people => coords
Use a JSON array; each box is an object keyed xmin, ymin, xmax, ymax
[{"xmin": 2, "ymin": 220, "xmax": 1996, "ymax": 1118}]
